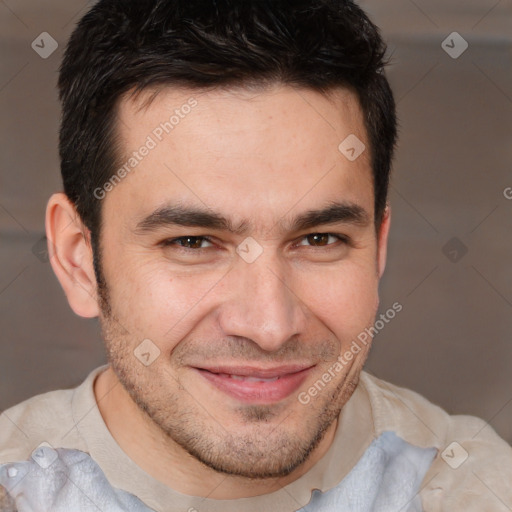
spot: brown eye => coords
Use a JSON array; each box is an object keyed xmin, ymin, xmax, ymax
[
  {"xmin": 298, "ymin": 233, "xmax": 346, "ymax": 248},
  {"xmin": 162, "ymin": 236, "xmax": 213, "ymax": 250},
  {"xmin": 180, "ymin": 237, "xmax": 204, "ymax": 249},
  {"xmin": 306, "ymin": 234, "xmax": 330, "ymax": 246}
]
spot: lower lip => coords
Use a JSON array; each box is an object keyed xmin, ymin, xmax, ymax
[{"xmin": 195, "ymin": 367, "xmax": 313, "ymax": 404}]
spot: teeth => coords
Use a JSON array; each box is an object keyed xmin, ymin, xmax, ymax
[{"xmin": 229, "ymin": 375, "xmax": 279, "ymax": 382}]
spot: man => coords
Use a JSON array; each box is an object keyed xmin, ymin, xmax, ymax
[{"xmin": 1, "ymin": 0, "xmax": 511, "ymax": 510}]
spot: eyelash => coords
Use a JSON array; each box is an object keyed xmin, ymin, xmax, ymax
[{"xmin": 160, "ymin": 233, "xmax": 351, "ymax": 252}]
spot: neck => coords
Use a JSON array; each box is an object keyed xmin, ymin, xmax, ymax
[{"xmin": 94, "ymin": 366, "xmax": 338, "ymax": 499}]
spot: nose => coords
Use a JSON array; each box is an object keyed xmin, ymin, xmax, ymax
[{"xmin": 217, "ymin": 251, "xmax": 307, "ymax": 353}]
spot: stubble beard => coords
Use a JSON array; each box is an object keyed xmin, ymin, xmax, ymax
[{"xmin": 95, "ymin": 260, "xmax": 362, "ymax": 479}]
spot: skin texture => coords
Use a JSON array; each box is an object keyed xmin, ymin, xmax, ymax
[{"xmin": 46, "ymin": 84, "xmax": 391, "ymax": 500}]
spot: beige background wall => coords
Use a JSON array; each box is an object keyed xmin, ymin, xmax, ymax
[{"xmin": 1, "ymin": 1, "xmax": 511, "ymax": 442}]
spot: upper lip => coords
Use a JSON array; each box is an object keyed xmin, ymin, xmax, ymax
[{"xmin": 194, "ymin": 364, "xmax": 314, "ymax": 379}]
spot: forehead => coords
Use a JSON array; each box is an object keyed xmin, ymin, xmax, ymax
[{"xmin": 105, "ymin": 84, "xmax": 374, "ymax": 234}]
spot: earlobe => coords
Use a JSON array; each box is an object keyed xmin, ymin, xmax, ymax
[
  {"xmin": 377, "ymin": 205, "xmax": 391, "ymax": 278},
  {"xmin": 45, "ymin": 193, "xmax": 100, "ymax": 318}
]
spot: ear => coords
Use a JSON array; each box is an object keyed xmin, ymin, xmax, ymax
[
  {"xmin": 45, "ymin": 193, "xmax": 100, "ymax": 318},
  {"xmin": 377, "ymin": 205, "xmax": 391, "ymax": 278}
]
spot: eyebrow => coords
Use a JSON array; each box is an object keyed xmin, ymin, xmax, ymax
[{"xmin": 134, "ymin": 200, "xmax": 370, "ymax": 236}]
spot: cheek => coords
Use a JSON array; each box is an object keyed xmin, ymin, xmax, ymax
[
  {"xmin": 109, "ymin": 263, "xmax": 224, "ymax": 344},
  {"xmin": 295, "ymin": 261, "xmax": 379, "ymax": 341},
  {"xmin": 106, "ymin": 243, "xmax": 380, "ymax": 351}
]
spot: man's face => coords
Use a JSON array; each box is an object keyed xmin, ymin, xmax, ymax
[{"xmin": 97, "ymin": 85, "xmax": 386, "ymax": 478}]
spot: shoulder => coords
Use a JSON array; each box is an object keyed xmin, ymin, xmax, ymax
[
  {"xmin": 359, "ymin": 371, "xmax": 512, "ymax": 510},
  {"xmin": 420, "ymin": 418, "xmax": 512, "ymax": 511},
  {"xmin": 0, "ymin": 387, "xmax": 76, "ymax": 463},
  {"xmin": 0, "ymin": 367, "xmax": 106, "ymax": 464}
]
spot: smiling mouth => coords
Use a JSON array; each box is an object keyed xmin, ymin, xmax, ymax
[
  {"xmin": 193, "ymin": 365, "xmax": 314, "ymax": 404},
  {"xmin": 228, "ymin": 374, "xmax": 279, "ymax": 382}
]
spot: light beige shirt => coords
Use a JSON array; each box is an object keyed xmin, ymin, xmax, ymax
[{"xmin": 1, "ymin": 365, "xmax": 511, "ymax": 511}]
